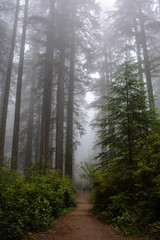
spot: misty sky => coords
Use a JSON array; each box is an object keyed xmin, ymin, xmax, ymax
[
  {"xmin": 75, "ymin": 0, "xmax": 116, "ymax": 166},
  {"xmin": 75, "ymin": 92, "xmax": 96, "ymax": 165},
  {"xmin": 98, "ymin": 0, "xmax": 115, "ymax": 10}
]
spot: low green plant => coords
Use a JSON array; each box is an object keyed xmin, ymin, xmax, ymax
[{"xmin": 0, "ymin": 168, "xmax": 76, "ymax": 240}]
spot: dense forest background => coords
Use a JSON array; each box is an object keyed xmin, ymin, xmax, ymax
[
  {"xmin": 0, "ymin": 0, "xmax": 160, "ymax": 238},
  {"xmin": 0, "ymin": 0, "xmax": 100, "ymax": 176},
  {"xmin": 0, "ymin": 0, "xmax": 160, "ymax": 175}
]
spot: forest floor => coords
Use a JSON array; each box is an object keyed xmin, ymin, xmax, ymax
[{"xmin": 33, "ymin": 192, "xmax": 142, "ymax": 240}]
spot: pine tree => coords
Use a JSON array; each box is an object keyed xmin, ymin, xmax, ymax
[{"xmin": 96, "ymin": 62, "xmax": 155, "ymax": 169}]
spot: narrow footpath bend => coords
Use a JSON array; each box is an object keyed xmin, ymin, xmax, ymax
[{"xmin": 34, "ymin": 192, "xmax": 135, "ymax": 240}]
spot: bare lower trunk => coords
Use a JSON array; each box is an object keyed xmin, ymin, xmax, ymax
[
  {"xmin": 40, "ymin": 0, "xmax": 55, "ymax": 171},
  {"xmin": 11, "ymin": 0, "xmax": 29, "ymax": 169},
  {"xmin": 65, "ymin": 1, "xmax": 75, "ymax": 178},
  {"xmin": 0, "ymin": 0, "xmax": 20, "ymax": 165},
  {"xmin": 25, "ymin": 44, "xmax": 38, "ymax": 169},
  {"xmin": 138, "ymin": 2, "xmax": 155, "ymax": 110},
  {"xmin": 0, "ymin": 72, "xmax": 6, "ymax": 125},
  {"xmin": 55, "ymin": 49, "xmax": 65, "ymax": 172},
  {"xmin": 35, "ymin": 108, "xmax": 41, "ymax": 163}
]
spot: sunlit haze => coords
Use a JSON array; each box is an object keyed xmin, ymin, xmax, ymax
[
  {"xmin": 85, "ymin": 92, "xmax": 95, "ymax": 104},
  {"xmin": 98, "ymin": 0, "xmax": 116, "ymax": 10}
]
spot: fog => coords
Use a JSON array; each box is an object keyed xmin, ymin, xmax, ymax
[
  {"xmin": 75, "ymin": 92, "xmax": 96, "ymax": 164},
  {"xmin": 98, "ymin": 0, "xmax": 115, "ymax": 9},
  {"xmin": 0, "ymin": 0, "xmax": 160, "ymax": 185},
  {"xmin": 0, "ymin": 2, "xmax": 160, "ymax": 238},
  {"xmin": 74, "ymin": 0, "xmax": 116, "ymax": 170}
]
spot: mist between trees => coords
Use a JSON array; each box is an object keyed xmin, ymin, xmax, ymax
[
  {"xmin": 0, "ymin": 0, "xmax": 160, "ymax": 180},
  {"xmin": 1, "ymin": 0, "xmax": 160, "ymax": 238}
]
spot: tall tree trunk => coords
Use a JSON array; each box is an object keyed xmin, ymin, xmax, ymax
[
  {"xmin": 55, "ymin": 1, "xmax": 66, "ymax": 173},
  {"xmin": 35, "ymin": 107, "xmax": 41, "ymax": 163},
  {"xmin": 55, "ymin": 50, "xmax": 65, "ymax": 172},
  {"xmin": 0, "ymin": 72, "xmax": 6, "ymax": 125},
  {"xmin": 138, "ymin": 2, "xmax": 155, "ymax": 110},
  {"xmin": 0, "ymin": 0, "xmax": 20, "ymax": 166},
  {"xmin": 65, "ymin": 1, "xmax": 75, "ymax": 178},
  {"xmin": 40, "ymin": 0, "xmax": 55, "ymax": 171},
  {"xmin": 11, "ymin": 0, "xmax": 29, "ymax": 170},
  {"xmin": 133, "ymin": 22, "xmax": 144, "ymax": 85},
  {"xmin": 25, "ymin": 44, "xmax": 38, "ymax": 169}
]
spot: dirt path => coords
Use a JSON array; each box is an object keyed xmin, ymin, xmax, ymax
[{"xmin": 34, "ymin": 192, "xmax": 136, "ymax": 240}]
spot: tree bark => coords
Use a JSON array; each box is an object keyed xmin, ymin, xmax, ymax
[
  {"xmin": 0, "ymin": 72, "xmax": 5, "ymax": 125},
  {"xmin": 25, "ymin": 44, "xmax": 38, "ymax": 169},
  {"xmin": 55, "ymin": 50, "xmax": 65, "ymax": 172},
  {"xmin": 138, "ymin": 2, "xmax": 155, "ymax": 110},
  {"xmin": 11, "ymin": 0, "xmax": 29, "ymax": 169},
  {"xmin": 35, "ymin": 107, "xmax": 41, "ymax": 163},
  {"xmin": 65, "ymin": 1, "xmax": 76, "ymax": 178},
  {"xmin": 0, "ymin": 0, "xmax": 20, "ymax": 166},
  {"xmin": 55, "ymin": 1, "xmax": 66, "ymax": 173},
  {"xmin": 40, "ymin": 0, "xmax": 55, "ymax": 171}
]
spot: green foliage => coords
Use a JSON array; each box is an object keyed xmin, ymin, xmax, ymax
[
  {"xmin": 95, "ymin": 62, "xmax": 157, "ymax": 168},
  {"xmin": 88, "ymin": 62, "xmax": 160, "ymax": 239},
  {"xmin": 0, "ymin": 168, "xmax": 77, "ymax": 240}
]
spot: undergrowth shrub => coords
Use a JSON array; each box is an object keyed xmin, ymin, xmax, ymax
[
  {"xmin": 90, "ymin": 156, "xmax": 160, "ymax": 240},
  {"xmin": 90, "ymin": 179, "xmax": 143, "ymax": 238},
  {"xmin": 0, "ymin": 168, "xmax": 76, "ymax": 240}
]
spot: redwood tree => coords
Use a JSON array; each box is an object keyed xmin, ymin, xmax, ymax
[
  {"xmin": 65, "ymin": 0, "xmax": 76, "ymax": 178},
  {"xmin": 137, "ymin": 0, "xmax": 155, "ymax": 110},
  {"xmin": 0, "ymin": 0, "xmax": 20, "ymax": 166},
  {"xmin": 40, "ymin": 0, "xmax": 55, "ymax": 170},
  {"xmin": 25, "ymin": 43, "xmax": 38, "ymax": 169},
  {"xmin": 55, "ymin": 0, "xmax": 67, "ymax": 172},
  {"xmin": 11, "ymin": 0, "xmax": 29, "ymax": 169}
]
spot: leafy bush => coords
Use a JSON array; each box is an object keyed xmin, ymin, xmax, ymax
[
  {"xmin": 89, "ymin": 133, "xmax": 160, "ymax": 239},
  {"xmin": 0, "ymin": 168, "xmax": 76, "ymax": 240}
]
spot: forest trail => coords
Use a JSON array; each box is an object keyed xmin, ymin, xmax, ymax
[{"xmin": 34, "ymin": 192, "xmax": 136, "ymax": 240}]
